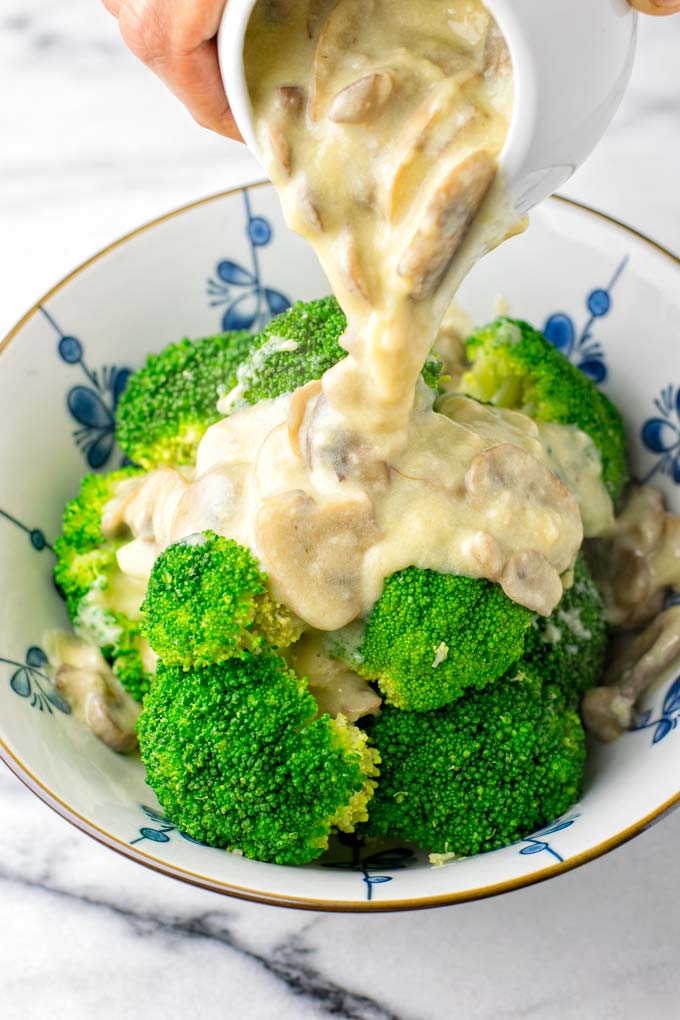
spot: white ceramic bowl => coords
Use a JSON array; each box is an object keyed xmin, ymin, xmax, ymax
[{"xmin": 2, "ymin": 183, "xmax": 680, "ymax": 912}]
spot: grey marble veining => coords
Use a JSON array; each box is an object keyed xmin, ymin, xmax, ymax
[
  {"xmin": 2, "ymin": 4, "xmax": 680, "ymax": 1018},
  {"xmin": 3, "ymin": 756, "xmax": 680, "ymax": 1020}
]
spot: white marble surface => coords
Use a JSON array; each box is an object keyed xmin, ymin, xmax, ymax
[{"xmin": 2, "ymin": 4, "xmax": 680, "ymax": 1018}]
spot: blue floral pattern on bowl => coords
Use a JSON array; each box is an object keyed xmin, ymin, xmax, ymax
[
  {"xmin": 40, "ymin": 306, "xmax": 131, "ymax": 471},
  {"xmin": 2, "ymin": 646, "xmax": 70, "ymax": 715},
  {"xmin": 515, "ymin": 815, "xmax": 579, "ymax": 864},
  {"xmin": 207, "ymin": 190, "xmax": 291, "ymax": 331},
  {"xmin": 0, "ymin": 510, "xmax": 52, "ymax": 553},
  {"xmin": 633, "ymin": 673, "xmax": 680, "ymax": 745},
  {"xmin": 542, "ymin": 256, "xmax": 628, "ymax": 383},
  {"xmin": 640, "ymin": 386, "xmax": 680, "ymax": 485},
  {"xmin": 128, "ymin": 809, "xmax": 582, "ymax": 902},
  {"xmin": 130, "ymin": 804, "xmax": 211, "ymax": 848},
  {"xmin": 38, "ymin": 191, "xmax": 290, "ymax": 474},
  {"xmin": 323, "ymin": 835, "xmax": 418, "ymax": 902}
]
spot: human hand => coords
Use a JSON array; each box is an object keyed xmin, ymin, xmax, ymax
[
  {"xmin": 101, "ymin": 0, "xmax": 242, "ymax": 140},
  {"xmin": 103, "ymin": 0, "xmax": 679, "ymax": 142},
  {"xmin": 629, "ymin": 0, "xmax": 680, "ymax": 13}
]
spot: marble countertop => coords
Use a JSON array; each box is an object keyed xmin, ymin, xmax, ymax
[{"xmin": 2, "ymin": 4, "xmax": 680, "ymax": 1018}]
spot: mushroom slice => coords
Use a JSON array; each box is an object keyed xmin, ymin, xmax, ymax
[
  {"xmin": 263, "ymin": 119, "xmax": 293, "ymax": 176},
  {"xmin": 615, "ymin": 485, "xmax": 666, "ymax": 554},
  {"xmin": 288, "ymin": 379, "xmax": 323, "ymax": 459},
  {"xmin": 291, "ymin": 633, "xmax": 381, "ymax": 721},
  {"xmin": 255, "ymin": 490, "xmax": 380, "ymax": 630},
  {"xmin": 113, "ymin": 468, "xmax": 189, "ymax": 544},
  {"xmin": 466, "ymin": 443, "xmax": 563, "ymax": 504},
  {"xmin": 101, "ymin": 474, "xmax": 149, "ymax": 538},
  {"xmin": 319, "ymin": 431, "xmax": 390, "ymax": 488},
  {"xmin": 170, "ymin": 467, "xmax": 239, "ymax": 544},
  {"xmin": 299, "ymin": 393, "xmax": 390, "ymax": 488},
  {"xmin": 332, "ymin": 437, "xmax": 390, "ymax": 489},
  {"xmin": 579, "ymin": 687, "xmax": 636, "ymax": 745},
  {"xmin": 339, "ymin": 236, "xmax": 371, "ymax": 303},
  {"xmin": 501, "ymin": 550, "xmax": 563, "ymax": 617},
  {"xmin": 587, "ymin": 485, "xmax": 680, "ymax": 628},
  {"xmin": 397, "ymin": 150, "xmax": 496, "ymax": 300},
  {"xmin": 582, "ymin": 607, "xmax": 680, "ymax": 742},
  {"xmin": 116, "ymin": 537, "xmax": 160, "ymax": 581},
  {"xmin": 83, "ymin": 691, "xmax": 139, "ymax": 755},
  {"xmin": 46, "ymin": 631, "xmax": 140, "ymax": 753},
  {"xmin": 310, "ymin": 0, "xmax": 374, "ymax": 119},
  {"xmin": 465, "ymin": 443, "xmax": 583, "ymax": 574},
  {"xmin": 587, "ymin": 542, "xmax": 661, "ymax": 630},
  {"xmin": 467, "ymin": 530, "xmax": 504, "ymax": 580},
  {"xmin": 275, "ymin": 84, "xmax": 306, "ymax": 115},
  {"xmin": 381, "ymin": 74, "xmax": 476, "ymax": 220},
  {"xmin": 328, "ymin": 72, "xmax": 393, "ymax": 124},
  {"xmin": 484, "ymin": 22, "xmax": 512, "ymax": 77},
  {"xmin": 298, "ymin": 187, "xmax": 324, "ymax": 232}
]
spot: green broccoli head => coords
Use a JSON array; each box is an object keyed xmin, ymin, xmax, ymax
[
  {"xmin": 137, "ymin": 652, "xmax": 380, "ymax": 864},
  {"xmin": 142, "ymin": 531, "xmax": 303, "ymax": 669},
  {"xmin": 366, "ymin": 669, "xmax": 585, "ymax": 856},
  {"xmin": 234, "ymin": 296, "xmax": 441, "ymax": 406},
  {"xmin": 54, "ymin": 469, "xmax": 153, "ymax": 701},
  {"xmin": 236, "ymin": 296, "xmax": 346, "ymax": 405},
  {"xmin": 460, "ymin": 317, "xmax": 627, "ymax": 500},
  {"xmin": 421, "ymin": 354, "xmax": 443, "ymax": 391},
  {"xmin": 520, "ymin": 552, "xmax": 607, "ymax": 706},
  {"xmin": 116, "ymin": 330, "xmax": 255, "ymax": 469},
  {"xmin": 352, "ymin": 567, "xmax": 532, "ymax": 712}
]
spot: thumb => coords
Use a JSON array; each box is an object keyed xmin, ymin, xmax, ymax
[{"xmin": 629, "ymin": 0, "xmax": 680, "ymax": 14}]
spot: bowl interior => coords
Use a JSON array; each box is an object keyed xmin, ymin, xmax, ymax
[{"xmin": 2, "ymin": 185, "xmax": 680, "ymax": 910}]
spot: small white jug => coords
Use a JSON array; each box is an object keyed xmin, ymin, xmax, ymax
[{"xmin": 218, "ymin": 0, "xmax": 638, "ymax": 216}]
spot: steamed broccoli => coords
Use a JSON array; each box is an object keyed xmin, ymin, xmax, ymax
[
  {"xmin": 137, "ymin": 652, "xmax": 380, "ymax": 864},
  {"xmin": 142, "ymin": 531, "xmax": 303, "ymax": 669},
  {"xmin": 365, "ymin": 669, "xmax": 585, "ymax": 856},
  {"xmin": 460, "ymin": 317, "xmax": 627, "ymax": 500},
  {"xmin": 520, "ymin": 553, "xmax": 607, "ymax": 705},
  {"xmin": 233, "ymin": 296, "xmax": 441, "ymax": 407},
  {"xmin": 54, "ymin": 469, "xmax": 153, "ymax": 701},
  {"xmin": 346, "ymin": 567, "xmax": 532, "ymax": 712},
  {"xmin": 116, "ymin": 330, "xmax": 254, "ymax": 469}
]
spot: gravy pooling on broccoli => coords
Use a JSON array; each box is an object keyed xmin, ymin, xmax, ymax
[{"xmin": 110, "ymin": 0, "xmax": 616, "ymax": 628}]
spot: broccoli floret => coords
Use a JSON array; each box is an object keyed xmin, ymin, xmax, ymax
[
  {"xmin": 520, "ymin": 553, "xmax": 607, "ymax": 705},
  {"xmin": 366, "ymin": 669, "xmax": 585, "ymax": 856},
  {"xmin": 234, "ymin": 296, "xmax": 441, "ymax": 406},
  {"xmin": 421, "ymin": 354, "xmax": 443, "ymax": 391},
  {"xmin": 349, "ymin": 567, "xmax": 532, "ymax": 712},
  {"xmin": 54, "ymin": 469, "xmax": 153, "ymax": 701},
  {"xmin": 236, "ymin": 296, "xmax": 345, "ymax": 405},
  {"xmin": 137, "ymin": 652, "xmax": 380, "ymax": 864},
  {"xmin": 142, "ymin": 531, "xmax": 303, "ymax": 669},
  {"xmin": 460, "ymin": 317, "xmax": 627, "ymax": 500},
  {"xmin": 116, "ymin": 330, "xmax": 254, "ymax": 469}
]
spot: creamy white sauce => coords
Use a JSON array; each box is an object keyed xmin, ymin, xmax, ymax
[{"xmin": 114, "ymin": 390, "xmax": 612, "ymax": 624}]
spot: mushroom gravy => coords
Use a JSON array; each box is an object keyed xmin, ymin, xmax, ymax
[
  {"xmin": 244, "ymin": 0, "xmax": 515, "ymax": 452},
  {"xmin": 107, "ymin": 0, "xmax": 618, "ymax": 628}
]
